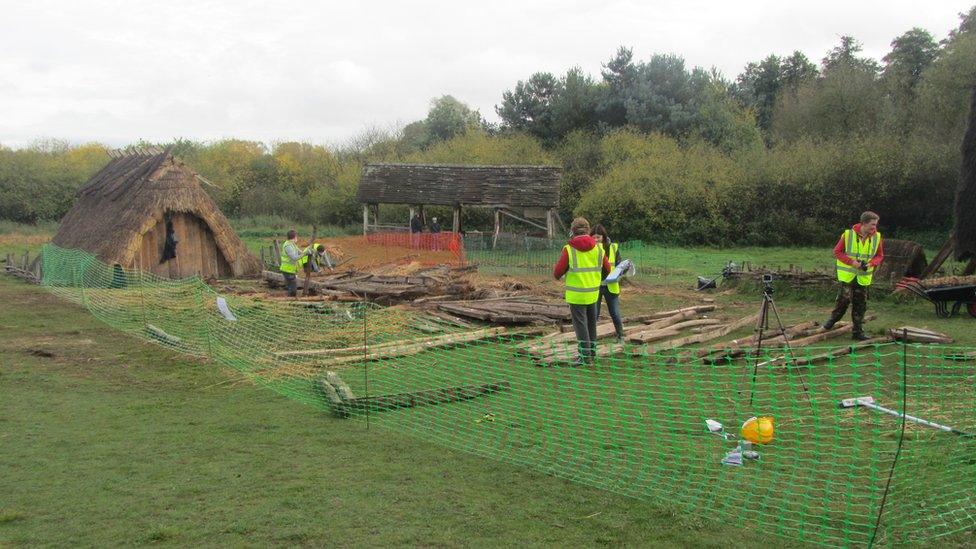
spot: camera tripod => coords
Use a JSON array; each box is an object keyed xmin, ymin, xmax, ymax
[{"xmin": 748, "ymin": 277, "xmax": 810, "ymax": 406}]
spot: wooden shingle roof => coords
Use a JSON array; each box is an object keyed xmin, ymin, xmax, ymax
[{"xmin": 357, "ymin": 163, "xmax": 561, "ymax": 208}]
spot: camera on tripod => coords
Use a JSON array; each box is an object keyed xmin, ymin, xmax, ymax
[{"xmin": 761, "ymin": 273, "xmax": 774, "ymax": 293}]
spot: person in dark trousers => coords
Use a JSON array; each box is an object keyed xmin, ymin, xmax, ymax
[
  {"xmin": 823, "ymin": 211, "xmax": 884, "ymax": 340},
  {"xmin": 591, "ymin": 224, "xmax": 625, "ymax": 343},
  {"xmin": 279, "ymin": 229, "xmax": 303, "ymax": 297},
  {"xmin": 430, "ymin": 217, "xmax": 441, "ymax": 250},
  {"xmin": 410, "ymin": 213, "xmax": 423, "ymax": 248},
  {"xmin": 553, "ymin": 217, "xmax": 612, "ymax": 364}
]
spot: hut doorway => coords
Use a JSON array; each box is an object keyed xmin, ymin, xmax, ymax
[{"xmin": 136, "ymin": 212, "xmax": 232, "ymax": 278}]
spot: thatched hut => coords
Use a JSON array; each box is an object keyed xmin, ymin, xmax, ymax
[{"xmin": 52, "ymin": 148, "xmax": 260, "ymax": 279}]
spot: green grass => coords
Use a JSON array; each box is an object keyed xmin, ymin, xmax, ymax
[{"xmin": 2, "ymin": 276, "xmax": 807, "ymax": 547}]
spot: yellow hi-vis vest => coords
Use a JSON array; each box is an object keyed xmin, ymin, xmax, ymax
[
  {"xmin": 280, "ymin": 241, "xmax": 301, "ymax": 274},
  {"xmin": 605, "ymin": 243, "xmax": 620, "ymax": 295},
  {"xmin": 836, "ymin": 229, "xmax": 881, "ymax": 286},
  {"xmin": 564, "ymin": 244, "xmax": 604, "ymax": 305},
  {"xmin": 299, "ymin": 245, "xmax": 317, "ymax": 268}
]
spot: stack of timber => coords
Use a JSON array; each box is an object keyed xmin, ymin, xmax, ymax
[
  {"xmin": 3, "ymin": 251, "xmax": 41, "ymax": 284},
  {"xmin": 518, "ymin": 305, "xmax": 720, "ymax": 365},
  {"xmin": 916, "ymin": 274, "xmax": 976, "ymax": 289},
  {"xmin": 700, "ymin": 315, "xmax": 884, "ymax": 366},
  {"xmin": 263, "ymin": 264, "xmax": 476, "ymax": 303},
  {"xmin": 435, "ymin": 297, "xmax": 576, "ymax": 325},
  {"xmin": 723, "ymin": 264, "xmax": 835, "ymax": 288},
  {"xmin": 272, "ymin": 326, "xmax": 544, "ymax": 367}
]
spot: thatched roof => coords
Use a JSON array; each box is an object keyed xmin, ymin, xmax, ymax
[
  {"xmin": 955, "ymin": 86, "xmax": 976, "ymax": 261},
  {"xmin": 357, "ymin": 163, "xmax": 561, "ymax": 208},
  {"xmin": 52, "ymin": 150, "xmax": 260, "ymax": 276}
]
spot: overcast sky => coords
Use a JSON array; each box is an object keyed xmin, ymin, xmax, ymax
[{"xmin": 1, "ymin": 0, "xmax": 972, "ymax": 149}]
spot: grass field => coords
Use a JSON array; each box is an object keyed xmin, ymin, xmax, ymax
[
  {"xmin": 4, "ymin": 221, "xmax": 976, "ymax": 546},
  {"xmin": 2, "ymin": 276, "xmax": 813, "ymax": 547}
]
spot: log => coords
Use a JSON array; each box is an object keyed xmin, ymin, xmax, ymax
[
  {"xmin": 325, "ymin": 327, "xmax": 508, "ymax": 365},
  {"xmin": 275, "ymin": 327, "xmax": 505, "ymax": 359},
  {"xmin": 784, "ymin": 337, "xmax": 895, "ymax": 368},
  {"xmin": 779, "ymin": 316, "xmax": 877, "ymax": 347},
  {"xmin": 694, "ymin": 321, "xmax": 820, "ymax": 360},
  {"xmin": 627, "ymin": 319, "xmax": 722, "ymax": 343},
  {"xmin": 640, "ymin": 309, "xmax": 701, "ymax": 331},
  {"xmin": 888, "ymin": 327, "xmax": 953, "ymax": 344},
  {"xmin": 342, "ymin": 381, "xmax": 512, "ymax": 413},
  {"xmin": 146, "ymin": 323, "xmax": 182, "ymax": 346},
  {"xmin": 533, "ymin": 341, "xmax": 628, "ymax": 366},
  {"xmin": 325, "ymin": 371, "xmax": 357, "ymax": 401},
  {"xmin": 638, "ymin": 305, "xmax": 716, "ymax": 323},
  {"xmin": 634, "ymin": 313, "xmax": 761, "ymax": 356}
]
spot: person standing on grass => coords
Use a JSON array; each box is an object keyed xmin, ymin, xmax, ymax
[
  {"xmin": 591, "ymin": 224, "xmax": 625, "ymax": 344},
  {"xmin": 430, "ymin": 217, "xmax": 441, "ymax": 251},
  {"xmin": 823, "ymin": 211, "xmax": 884, "ymax": 341},
  {"xmin": 410, "ymin": 213, "xmax": 423, "ymax": 248},
  {"xmin": 553, "ymin": 217, "xmax": 613, "ymax": 364},
  {"xmin": 279, "ymin": 230, "xmax": 303, "ymax": 297}
]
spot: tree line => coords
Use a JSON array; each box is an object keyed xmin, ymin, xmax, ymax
[{"xmin": 1, "ymin": 6, "xmax": 974, "ymax": 246}]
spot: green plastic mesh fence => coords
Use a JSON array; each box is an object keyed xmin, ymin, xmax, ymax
[{"xmin": 40, "ymin": 244, "xmax": 976, "ymax": 547}]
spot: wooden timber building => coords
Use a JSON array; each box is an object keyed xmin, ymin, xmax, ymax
[{"xmin": 357, "ymin": 163, "xmax": 562, "ymax": 240}]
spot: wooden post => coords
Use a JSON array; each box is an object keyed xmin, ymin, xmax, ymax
[
  {"xmin": 547, "ymin": 209, "xmax": 554, "ymax": 239},
  {"xmin": 452, "ymin": 205, "xmax": 461, "ymax": 234},
  {"xmin": 362, "ymin": 204, "xmax": 369, "ymax": 236},
  {"xmin": 492, "ymin": 209, "xmax": 501, "ymax": 250},
  {"xmin": 418, "ymin": 204, "xmax": 425, "ymax": 226},
  {"xmin": 272, "ymin": 239, "xmax": 281, "ymax": 268}
]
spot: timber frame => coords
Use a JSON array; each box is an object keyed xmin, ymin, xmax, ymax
[{"xmin": 357, "ymin": 163, "xmax": 562, "ymax": 246}]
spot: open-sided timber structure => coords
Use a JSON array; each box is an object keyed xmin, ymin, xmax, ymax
[{"xmin": 357, "ymin": 163, "xmax": 562, "ymax": 245}]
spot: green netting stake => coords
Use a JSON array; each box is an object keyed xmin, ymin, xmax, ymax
[{"xmin": 869, "ymin": 328, "xmax": 909, "ymax": 547}]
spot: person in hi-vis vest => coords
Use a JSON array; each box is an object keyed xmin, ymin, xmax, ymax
[
  {"xmin": 590, "ymin": 224, "xmax": 625, "ymax": 343},
  {"xmin": 279, "ymin": 229, "xmax": 303, "ymax": 297},
  {"xmin": 553, "ymin": 217, "xmax": 612, "ymax": 364},
  {"xmin": 823, "ymin": 211, "xmax": 884, "ymax": 341}
]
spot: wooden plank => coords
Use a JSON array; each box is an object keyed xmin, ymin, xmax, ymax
[{"xmin": 921, "ymin": 234, "xmax": 954, "ymax": 279}]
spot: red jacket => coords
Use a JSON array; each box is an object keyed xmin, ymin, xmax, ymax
[
  {"xmin": 833, "ymin": 223, "xmax": 884, "ymax": 267},
  {"xmin": 553, "ymin": 235, "xmax": 613, "ymax": 280}
]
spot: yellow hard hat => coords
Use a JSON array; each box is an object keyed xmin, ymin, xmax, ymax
[{"xmin": 741, "ymin": 416, "xmax": 774, "ymax": 444}]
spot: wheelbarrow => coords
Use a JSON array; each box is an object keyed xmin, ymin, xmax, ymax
[{"xmin": 895, "ymin": 278, "xmax": 976, "ymax": 318}]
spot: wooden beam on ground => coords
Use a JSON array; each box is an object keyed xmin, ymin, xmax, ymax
[
  {"xmin": 316, "ymin": 327, "xmax": 508, "ymax": 366},
  {"xmin": 634, "ymin": 313, "xmax": 760, "ymax": 356},
  {"xmin": 888, "ymin": 326, "xmax": 954, "ymax": 344},
  {"xmin": 694, "ymin": 321, "xmax": 820, "ymax": 360},
  {"xmin": 320, "ymin": 373, "xmax": 511, "ymax": 417},
  {"xmin": 627, "ymin": 319, "xmax": 722, "ymax": 343},
  {"xmin": 783, "ymin": 337, "xmax": 894, "ymax": 369}
]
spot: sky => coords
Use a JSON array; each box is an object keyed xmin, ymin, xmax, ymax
[{"xmin": 0, "ymin": 0, "xmax": 973, "ymax": 149}]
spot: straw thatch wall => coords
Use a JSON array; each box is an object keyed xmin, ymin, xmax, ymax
[
  {"xmin": 955, "ymin": 86, "xmax": 976, "ymax": 261},
  {"xmin": 873, "ymin": 238, "xmax": 927, "ymax": 284},
  {"xmin": 52, "ymin": 151, "xmax": 260, "ymax": 278}
]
